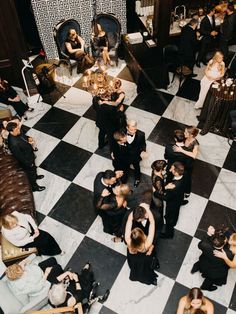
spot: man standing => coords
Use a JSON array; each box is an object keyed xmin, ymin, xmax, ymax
[
  {"xmin": 161, "ymin": 162, "xmax": 186, "ymax": 239},
  {"xmin": 126, "ymin": 120, "xmax": 147, "ymax": 187},
  {"xmin": 6, "ymin": 122, "xmax": 45, "ymax": 192},
  {"xmin": 179, "ymin": 18, "xmax": 199, "ymax": 76},
  {"xmin": 191, "ymin": 226, "xmax": 233, "ymax": 291},
  {"xmin": 196, "ymin": 7, "xmax": 218, "ymax": 67}
]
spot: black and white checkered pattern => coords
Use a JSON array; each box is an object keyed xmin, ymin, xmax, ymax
[{"xmin": 23, "ymin": 60, "xmax": 236, "ymax": 314}]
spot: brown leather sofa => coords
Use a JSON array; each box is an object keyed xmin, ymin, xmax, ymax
[{"xmin": 0, "ymin": 148, "xmax": 35, "ymax": 218}]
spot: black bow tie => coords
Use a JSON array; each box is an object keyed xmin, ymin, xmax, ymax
[{"xmin": 127, "ymin": 133, "xmax": 134, "ymax": 137}]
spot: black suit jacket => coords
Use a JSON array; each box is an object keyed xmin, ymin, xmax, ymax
[
  {"xmin": 221, "ymin": 12, "xmax": 236, "ymax": 41},
  {"xmin": 198, "ymin": 236, "xmax": 233, "ymax": 280},
  {"xmin": 8, "ymin": 133, "xmax": 35, "ymax": 169},
  {"xmin": 180, "ymin": 24, "xmax": 198, "ymax": 58},
  {"xmin": 164, "ymin": 144, "xmax": 193, "ymax": 172},
  {"xmin": 200, "ymin": 15, "xmax": 216, "ymax": 39},
  {"xmin": 127, "ymin": 129, "xmax": 146, "ymax": 162},
  {"xmin": 93, "ymin": 172, "xmax": 114, "ymax": 208},
  {"xmin": 93, "ymin": 96, "xmax": 115, "ymax": 132}
]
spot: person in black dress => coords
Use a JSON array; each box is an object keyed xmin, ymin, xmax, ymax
[
  {"xmin": 191, "ymin": 226, "xmax": 233, "ymax": 291},
  {"xmin": 161, "ymin": 162, "xmax": 186, "ymax": 239},
  {"xmin": 92, "ymin": 23, "xmax": 111, "ymax": 65},
  {"xmin": 0, "ymin": 79, "xmax": 33, "ymax": 118},
  {"xmin": 125, "ymin": 203, "xmax": 158, "ymax": 285},
  {"xmin": 96, "ymin": 184, "xmax": 131, "ymax": 241},
  {"xmin": 65, "ymin": 28, "xmax": 93, "ymax": 65},
  {"xmin": 150, "ymin": 160, "xmax": 167, "ymax": 228},
  {"xmin": 6, "ymin": 122, "xmax": 45, "ymax": 192}
]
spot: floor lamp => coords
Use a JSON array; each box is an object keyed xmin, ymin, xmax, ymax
[{"xmin": 21, "ymin": 59, "xmax": 37, "ymax": 104}]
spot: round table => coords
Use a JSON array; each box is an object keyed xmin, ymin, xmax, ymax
[{"xmin": 199, "ymin": 78, "xmax": 236, "ymax": 136}]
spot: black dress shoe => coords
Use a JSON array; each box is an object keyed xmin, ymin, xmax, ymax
[
  {"xmin": 189, "ymin": 73, "xmax": 198, "ymax": 78},
  {"xmin": 181, "ymin": 200, "xmax": 189, "ymax": 206},
  {"xmin": 32, "ymin": 185, "xmax": 46, "ymax": 192},
  {"xmin": 152, "ymin": 278, "xmax": 158, "ymax": 286},
  {"xmin": 202, "ymin": 60, "xmax": 207, "ymax": 66},
  {"xmin": 191, "ymin": 262, "xmax": 200, "ymax": 274},
  {"xmin": 100, "ymin": 289, "xmax": 110, "ymax": 303},
  {"xmin": 36, "ymin": 175, "xmax": 44, "ymax": 180},
  {"xmin": 196, "ymin": 61, "xmax": 201, "ymax": 68},
  {"xmin": 134, "ymin": 180, "xmax": 140, "ymax": 188},
  {"xmin": 200, "ymin": 285, "xmax": 217, "ymax": 291}
]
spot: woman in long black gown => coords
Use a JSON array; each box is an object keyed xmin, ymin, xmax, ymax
[
  {"xmin": 151, "ymin": 160, "xmax": 167, "ymax": 228},
  {"xmin": 125, "ymin": 204, "xmax": 158, "ymax": 285},
  {"xmin": 96, "ymin": 184, "xmax": 131, "ymax": 241}
]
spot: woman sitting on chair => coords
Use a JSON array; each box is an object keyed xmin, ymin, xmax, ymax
[
  {"xmin": 92, "ymin": 23, "xmax": 111, "ymax": 65},
  {"xmin": 65, "ymin": 29, "xmax": 93, "ymax": 65}
]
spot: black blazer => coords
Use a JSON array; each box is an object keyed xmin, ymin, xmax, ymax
[
  {"xmin": 200, "ymin": 15, "xmax": 216, "ymax": 38},
  {"xmin": 164, "ymin": 144, "xmax": 194, "ymax": 171},
  {"xmin": 8, "ymin": 133, "xmax": 35, "ymax": 169},
  {"xmin": 163, "ymin": 176, "xmax": 185, "ymax": 209},
  {"xmin": 198, "ymin": 236, "xmax": 233, "ymax": 280},
  {"xmin": 126, "ymin": 129, "xmax": 146, "ymax": 162},
  {"xmin": 93, "ymin": 172, "xmax": 114, "ymax": 208},
  {"xmin": 179, "ymin": 24, "xmax": 198, "ymax": 58}
]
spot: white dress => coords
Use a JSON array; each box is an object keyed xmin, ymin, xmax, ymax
[{"xmin": 194, "ymin": 60, "xmax": 224, "ymax": 109}]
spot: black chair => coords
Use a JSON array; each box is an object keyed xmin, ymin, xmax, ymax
[
  {"xmin": 163, "ymin": 44, "xmax": 191, "ymax": 90},
  {"xmin": 53, "ymin": 19, "xmax": 82, "ymax": 75},
  {"xmin": 91, "ymin": 13, "xmax": 121, "ymax": 66}
]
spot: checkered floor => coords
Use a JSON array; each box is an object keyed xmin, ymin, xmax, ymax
[{"xmin": 22, "ymin": 60, "xmax": 236, "ymax": 314}]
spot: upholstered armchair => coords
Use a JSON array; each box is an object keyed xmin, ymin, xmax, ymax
[
  {"xmin": 91, "ymin": 13, "xmax": 121, "ymax": 66},
  {"xmin": 53, "ymin": 19, "xmax": 82, "ymax": 75}
]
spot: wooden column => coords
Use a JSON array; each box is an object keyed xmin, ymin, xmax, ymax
[
  {"xmin": 0, "ymin": 0, "xmax": 28, "ymax": 87},
  {"xmin": 153, "ymin": 0, "xmax": 173, "ymax": 46}
]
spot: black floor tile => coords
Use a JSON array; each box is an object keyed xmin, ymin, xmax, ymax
[
  {"xmin": 176, "ymin": 78, "xmax": 200, "ymax": 101},
  {"xmin": 35, "ymin": 211, "xmax": 46, "ymax": 225},
  {"xmin": 41, "ymin": 82, "xmax": 71, "ymax": 105},
  {"xmin": 95, "ymin": 145, "xmax": 113, "ymax": 160},
  {"xmin": 66, "ymin": 236, "xmax": 126, "ymax": 294},
  {"xmin": 195, "ymin": 200, "xmax": 236, "ymax": 240},
  {"xmin": 156, "ymin": 230, "xmax": 192, "ymax": 280},
  {"xmin": 33, "ymin": 107, "xmax": 80, "ymax": 139},
  {"xmin": 117, "ymin": 66, "xmax": 134, "ymax": 82},
  {"xmin": 130, "ymin": 90, "xmax": 174, "ymax": 116},
  {"xmin": 163, "ymin": 282, "xmax": 189, "ymax": 314},
  {"xmin": 223, "ymin": 141, "xmax": 236, "ymax": 173},
  {"xmin": 83, "ymin": 104, "xmax": 96, "ymax": 121},
  {"xmin": 49, "ymin": 183, "xmax": 97, "ymax": 234},
  {"xmin": 191, "ymin": 159, "xmax": 221, "ymax": 199},
  {"xmin": 99, "ymin": 306, "xmax": 118, "ymax": 314},
  {"xmin": 148, "ymin": 117, "xmax": 187, "ymax": 146},
  {"xmin": 40, "ymin": 141, "xmax": 92, "ymax": 181},
  {"xmin": 230, "ymin": 284, "xmax": 236, "ymax": 311}
]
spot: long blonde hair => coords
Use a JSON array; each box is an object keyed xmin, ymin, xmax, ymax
[
  {"xmin": 6, "ymin": 264, "xmax": 24, "ymax": 281},
  {"xmin": 130, "ymin": 227, "xmax": 146, "ymax": 253},
  {"xmin": 1, "ymin": 214, "xmax": 18, "ymax": 229},
  {"xmin": 229, "ymin": 233, "xmax": 236, "ymax": 246}
]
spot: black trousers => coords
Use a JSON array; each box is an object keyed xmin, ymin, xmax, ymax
[
  {"xmin": 23, "ymin": 164, "xmax": 38, "ymax": 189},
  {"xmin": 98, "ymin": 128, "xmax": 113, "ymax": 149}
]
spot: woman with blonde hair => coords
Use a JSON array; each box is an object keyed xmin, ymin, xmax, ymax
[
  {"xmin": 92, "ymin": 22, "xmax": 111, "ymax": 65},
  {"xmin": 1, "ymin": 211, "xmax": 62, "ymax": 256},
  {"xmin": 177, "ymin": 287, "xmax": 214, "ymax": 314},
  {"xmin": 194, "ymin": 51, "xmax": 225, "ymax": 109},
  {"xmin": 214, "ymin": 233, "xmax": 236, "ymax": 268},
  {"xmin": 125, "ymin": 204, "xmax": 158, "ymax": 285},
  {"xmin": 96, "ymin": 184, "xmax": 131, "ymax": 242}
]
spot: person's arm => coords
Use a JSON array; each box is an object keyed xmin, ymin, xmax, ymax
[
  {"xmin": 213, "ymin": 249, "xmax": 236, "ymax": 268},
  {"xmin": 23, "ymin": 212, "xmax": 38, "ymax": 230},
  {"xmin": 56, "ymin": 271, "xmax": 73, "ymax": 282},
  {"xmin": 125, "ymin": 212, "xmax": 133, "ymax": 247},
  {"xmin": 65, "ymin": 42, "xmax": 82, "ymax": 54},
  {"xmin": 145, "ymin": 207, "xmax": 155, "ymax": 249},
  {"xmin": 74, "ymin": 302, "xmax": 84, "ymax": 314},
  {"xmin": 176, "ymin": 296, "xmax": 187, "ymax": 314},
  {"xmin": 205, "ymin": 297, "xmax": 214, "ymax": 314},
  {"xmin": 77, "ymin": 35, "xmax": 85, "ymax": 51},
  {"xmin": 173, "ymin": 144, "xmax": 199, "ymax": 159},
  {"xmin": 95, "ymin": 189, "xmax": 114, "ymax": 210}
]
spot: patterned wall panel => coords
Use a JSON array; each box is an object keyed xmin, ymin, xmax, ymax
[{"xmin": 31, "ymin": 0, "xmax": 126, "ymax": 59}]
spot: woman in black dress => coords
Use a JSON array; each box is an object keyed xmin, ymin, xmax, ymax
[
  {"xmin": 92, "ymin": 23, "xmax": 111, "ymax": 65},
  {"xmin": 151, "ymin": 160, "xmax": 167, "ymax": 227},
  {"xmin": 125, "ymin": 204, "xmax": 158, "ymax": 285},
  {"xmin": 173, "ymin": 126, "xmax": 199, "ymax": 197},
  {"xmin": 0, "ymin": 79, "xmax": 33, "ymax": 118},
  {"xmin": 96, "ymin": 184, "xmax": 131, "ymax": 242}
]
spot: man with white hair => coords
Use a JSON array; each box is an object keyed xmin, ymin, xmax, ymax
[{"xmin": 126, "ymin": 119, "xmax": 147, "ymax": 187}]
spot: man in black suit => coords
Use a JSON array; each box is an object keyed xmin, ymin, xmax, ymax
[
  {"xmin": 179, "ymin": 18, "xmax": 199, "ymax": 75},
  {"xmin": 196, "ymin": 7, "xmax": 218, "ymax": 67},
  {"xmin": 191, "ymin": 226, "xmax": 233, "ymax": 291},
  {"xmin": 161, "ymin": 162, "xmax": 186, "ymax": 239},
  {"xmin": 126, "ymin": 119, "xmax": 147, "ymax": 187},
  {"xmin": 6, "ymin": 122, "xmax": 45, "ymax": 192},
  {"xmin": 219, "ymin": 4, "xmax": 236, "ymax": 62}
]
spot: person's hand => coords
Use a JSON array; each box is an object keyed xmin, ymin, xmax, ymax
[
  {"xmin": 173, "ymin": 145, "xmax": 183, "ymax": 153},
  {"xmin": 165, "ymin": 183, "xmax": 175, "ymax": 190},
  {"xmin": 140, "ymin": 151, "xmax": 148, "ymax": 159},
  {"xmin": 119, "ymin": 104, "xmax": 124, "ymax": 112},
  {"xmin": 211, "ymin": 30, "xmax": 218, "ymax": 37},
  {"xmin": 213, "ymin": 249, "xmax": 227, "ymax": 260},
  {"xmin": 72, "ymin": 273, "xmax": 79, "ymax": 282},
  {"xmin": 28, "ymin": 137, "xmax": 34, "ymax": 144},
  {"xmin": 98, "ymin": 100, "xmax": 103, "ymax": 105},
  {"xmin": 101, "ymin": 189, "xmax": 110, "ymax": 197},
  {"xmin": 146, "ymin": 244, "xmax": 154, "ymax": 256},
  {"xmin": 115, "ymin": 170, "xmax": 123, "ymax": 178},
  {"xmin": 33, "ymin": 229, "xmax": 40, "ymax": 238},
  {"xmin": 207, "ymin": 225, "xmax": 215, "ymax": 236}
]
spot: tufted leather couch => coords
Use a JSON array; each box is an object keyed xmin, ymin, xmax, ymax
[{"xmin": 0, "ymin": 148, "xmax": 35, "ymax": 218}]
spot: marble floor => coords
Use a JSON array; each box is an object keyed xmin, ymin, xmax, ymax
[{"xmin": 15, "ymin": 60, "xmax": 236, "ymax": 313}]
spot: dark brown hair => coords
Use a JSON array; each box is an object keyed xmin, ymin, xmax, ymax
[
  {"xmin": 151, "ymin": 159, "xmax": 167, "ymax": 172},
  {"xmin": 186, "ymin": 288, "xmax": 204, "ymax": 309},
  {"xmin": 133, "ymin": 206, "xmax": 146, "ymax": 221},
  {"xmin": 174, "ymin": 130, "xmax": 185, "ymax": 142},
  {"xmin": 130, "ymin": 228, "xmax": 146, "ymax": 252},
  {"xmin": 186, "ymin": 126, "xmax": 199, "ymax": 138},
  {"xmin": 172, "ymin": 161, "xmax": 185, "ymax": 176}
]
